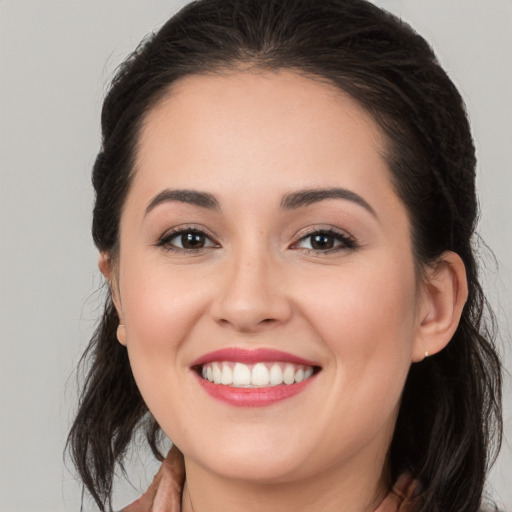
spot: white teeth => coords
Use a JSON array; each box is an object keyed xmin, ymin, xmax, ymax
[
  {"xmin": 269, "ymin": 363, "xmax": 284, "ymax": 385},
  {"xmin": 212, "ymin": 362, "xmax": 222, "ymax": 384},
  {"xmin": 283, "ymin": 363, "xmax": 295, "ymax": 385},
  {"xmin": 221, "ymin": 364, "xmax": 233, "ymax": 385},
  {"xmin": 252, "ymin": 363, "xmax": 270, "ymax": 386},
  {"xmin": 233, "ymin": 362, "xmax": 251, "ymax": 386},
  {"xmin": 200, "ymin": 361, "xmax": 317, "ymax": 388}
]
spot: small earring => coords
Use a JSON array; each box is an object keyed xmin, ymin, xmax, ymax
[
  {"xmin": 117, "ymin": 324, "xmax": 127, "ymax": 346},
  {"xmin": 424, "ymin": 351, "xmax": 429, "ymax": 358}
]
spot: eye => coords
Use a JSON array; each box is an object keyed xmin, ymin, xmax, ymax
[
  {"xmin": 293, "ymin": 229, "xmax": 356, "ymax": 253},
  {"xmin": 156, "ymin": 227, "xmax": 219, "ymax": 252}
]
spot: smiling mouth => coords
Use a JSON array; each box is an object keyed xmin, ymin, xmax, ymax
[{"xmin": 194, "ymin": 361, "xmax": 320, "ymax": 388}]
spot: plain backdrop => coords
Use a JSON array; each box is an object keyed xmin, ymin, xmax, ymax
[{"xmin": 0, "ymin": 1, "xmax": 511, "ymax": 511}]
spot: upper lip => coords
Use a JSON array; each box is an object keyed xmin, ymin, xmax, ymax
[{"xmin": 190, "ymin": 347, "xmax": 320, "ymax": 367}]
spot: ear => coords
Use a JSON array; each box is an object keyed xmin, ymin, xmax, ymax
[
  {"xmin": 98, "ymin": 252, "xmax": 127, "ymax": 346},
  {"xmin": 411, "ymin": 251, "xmax": 468, "ymax": 362}
]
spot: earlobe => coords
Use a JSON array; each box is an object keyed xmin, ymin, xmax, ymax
[
  {"xmin": 412, "ymin": 251, "xmax": 468, "ymax": 362},
  {"xmin": 98, "ymin": 252, "xmax": 112, "ymax": 279},
  {"xmin": 98, "ymin": 252, "xmax": 126, "ymax": 338},
  {"xmin": 117, "ymin": 324, "xmax": 127, "ymax": 346}
]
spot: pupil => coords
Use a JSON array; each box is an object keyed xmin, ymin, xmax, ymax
[
  {"xmin": 182, "ymin": 232, "xmax": 204, "ymax": 249},
  {"xmin": 312, "ymin": 234, "xmax": 333, "ymax": 249}
]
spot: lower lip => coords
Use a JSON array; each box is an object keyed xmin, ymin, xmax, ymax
[{"xmin": 195, "ymin": 373, "xmax": 317, "ymax": 407}]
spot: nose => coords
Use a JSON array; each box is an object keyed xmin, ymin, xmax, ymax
[{"xmin": 210, "ymin": 249, "xmax": 293, "ymax": 333}]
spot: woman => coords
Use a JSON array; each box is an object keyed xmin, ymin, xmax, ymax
[{"xmin": 67, "ymin": 0, "xmax": 503, "ymax": 511}]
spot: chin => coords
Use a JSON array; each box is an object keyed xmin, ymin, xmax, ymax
[
  {"xmin": 179, "ymin": 427, "xmax": 315, "ymax": 483},
  {"xmin": 203, "ymin": 451, "xmax": 307, "ymax": 483}
]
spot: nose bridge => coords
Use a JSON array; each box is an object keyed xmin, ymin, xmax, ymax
[{"xmin": 212, "ymin": 240, "xmax": 291, "ymax": 331}]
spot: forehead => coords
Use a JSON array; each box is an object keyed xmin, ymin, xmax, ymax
[
  {"xmin": 142, "ymin": 69, "xmax": 375, "ymax": 131},
  {"xmin": 128, "ymin": 69, "xmax": 405, "ymax": 223},
  {"xmin": 135, "ymin": 70, "xmax": 388, "ymax": 185}
]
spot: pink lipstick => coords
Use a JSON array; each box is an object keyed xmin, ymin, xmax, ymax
[
  {"xmin": 191, "ymin": 347, "xmax": 320, "ymax": 407},
  {"xmin": 191, "ymin": 347, "xmax": 319, "ymax": 367}
]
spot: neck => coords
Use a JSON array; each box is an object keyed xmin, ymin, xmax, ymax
[{"xmin": 182, "ymin": 451, "xmax": 390, "ymax": 512}]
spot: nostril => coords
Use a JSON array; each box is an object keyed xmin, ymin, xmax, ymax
[{"xmin": 216, "ymin": 317, "xmax": 279, "ymax": 331}]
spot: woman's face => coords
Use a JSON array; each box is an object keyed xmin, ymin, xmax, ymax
[{"xmin": 110, "ymin": 70, "xmax": 428, "ymax": 484}]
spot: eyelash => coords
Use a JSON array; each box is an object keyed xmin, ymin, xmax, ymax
[
  {"xmin": 291, "ymin": 228, "xmax": 356, "ymax": 254},
  {"xmin": 155, "ymin": 226, "xmax": 356, "ymax": 254},
  {"xmin": 156, "ymin": 226, "xmax": 219, "ymax": 253}
]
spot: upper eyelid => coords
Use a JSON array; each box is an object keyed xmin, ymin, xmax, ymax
[
  {"xmin": 160, "ymin": 224, "xmax": 217, "ymax": 240},
  {"xmin": 293, "ymin": 225, "xmax": 355, "ymax": 241},
  {"xmin": 290, "ymin": 227, "xmax": 357, "ymax": 252},
  {"xmin": 155, "ymin": 224, "xmax": 356, "ymax": 248},
  {"xmin": 156, "ymin": 225, "xmax": 220, "ymax": 250}
]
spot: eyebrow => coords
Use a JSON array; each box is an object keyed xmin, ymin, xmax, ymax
[
  {"xmin": 281, "ymin": 187, "xmax": 377, "ymax": 217},
  {"xmin": 145, "ymin": 189, "xmax": 220, "ymax": 215},
  {"xmin": 145, "ymin": 186, "xmax": 376, "ymax": 218}
]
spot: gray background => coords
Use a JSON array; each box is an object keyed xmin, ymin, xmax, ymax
[{"xmin": 0, "ymin": 1, "xmax": 510, "ymax": 511}]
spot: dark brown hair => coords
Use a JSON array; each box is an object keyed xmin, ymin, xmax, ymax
[{"xmin": 67, "ymin": 1, "xmax": 502, "ymax": 510}]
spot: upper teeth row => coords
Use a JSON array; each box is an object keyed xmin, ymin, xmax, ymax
[{"xmin": 201, "ymin": 362, "xmax": 314, "ymax": 387}]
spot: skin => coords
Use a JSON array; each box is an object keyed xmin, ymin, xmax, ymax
[{"xmin": 100, "ymin": 70, "xmax": 467, "ymax": 512}]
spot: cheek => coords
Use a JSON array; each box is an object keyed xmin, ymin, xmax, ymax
[
  {"xmin": 302, "ymin": 256, "xmax": 418, "ymax": 390},
  {"xmin": 121, "ymin": 259, "xmax": 205, "ymax": 345},
  {"xmin": 296, "ymin": 259, "xmax": 418, "ymax": 454},
  {"xmin": 118, "ymin": 259, "xmax": 210, "ymax": 408}
]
